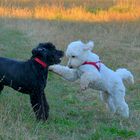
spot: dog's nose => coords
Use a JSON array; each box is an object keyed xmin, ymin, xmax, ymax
[{"xmin": 69, "ymin": 66, "xmax": 73, "ymax": 69}]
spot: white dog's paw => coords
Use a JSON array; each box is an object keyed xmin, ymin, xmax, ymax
[
  {"xmin": 48, "ymin": 66, "xmax": 54, "ymax": 71},
  {"xmin": 49, "ymin": 65, "xmax": 58, "ymax": 71}
]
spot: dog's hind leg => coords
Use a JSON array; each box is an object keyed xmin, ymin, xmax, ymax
[
  {"xmin": 115, "ymin": 93, "xmax": 129, "ymax": 118},
  {"xmin": 0, "ymin": 84, "xmax": 4, "ymax": 94},
  {"xmin": 99, "ymin": 91, "xmax": 108, "ymax": 103},
  {"xmin": 113, "ymin": 85, "xmax": 129, "ymax": 118},
  {"xmin": 99, "ymin": 91, "xmax": 116, "ymax": 113},
  {"xmin": 107, "ymin": 95, "xmax": 116, "ymax": 114},
  {"xmin": 30, "ymin": 91, "xmax": 49, "ymax": 121}
]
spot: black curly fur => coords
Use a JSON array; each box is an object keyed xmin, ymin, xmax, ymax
[{"xmin": 0, "ymin": 42, "xmax": 63, "ymax": 121}]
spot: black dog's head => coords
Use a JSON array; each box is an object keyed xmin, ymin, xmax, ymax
[{"xmin": 32, "ymin": 42, "xmax": 64, "ymax": 66}]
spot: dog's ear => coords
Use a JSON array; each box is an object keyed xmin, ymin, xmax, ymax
[
  {"xmin": 84, "ymin": 41, "xmax": 94, "ymax": 51},
  {"xmin": 32, "ymin": 47, "xmax": 43, "ymax": 56}
]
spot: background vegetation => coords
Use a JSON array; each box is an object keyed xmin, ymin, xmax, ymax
[
  {"xmin": 0, "ymin": 0, "xmax": 140, "ymax": 140},
  {"xmin": 0, "ymin": 0, "xmax": 140, "ymax": 22}
]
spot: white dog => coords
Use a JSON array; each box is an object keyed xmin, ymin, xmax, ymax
[{"xmin": 49, "ymin": 40, "xmax": 134, "ymax": 118}]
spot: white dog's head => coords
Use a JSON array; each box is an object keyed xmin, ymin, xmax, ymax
[{"xmin": 66, "ymin": 40, "xmax": 94, "ymax": 68}]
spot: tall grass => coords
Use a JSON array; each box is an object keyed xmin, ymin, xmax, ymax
[
  {"xmin": 0, "ymin": 18, "xmax": 140, "ymax": 139},
  {"xmin": 0, "ymin": 0, "xmax": 140, "ymax": 22},
  {"xmin": 0, "ymin": 1, "xmax": 140, "ymax": 139}
]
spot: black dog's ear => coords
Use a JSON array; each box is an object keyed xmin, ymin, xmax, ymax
[
  {"xmin": 32, "ymin": 43, "xmax": 46, "ymax": 55},
  {"xmin": 38, "ymin": 43, "xmax": 44, "ymax": 47},
  {"xmin": 32, "ymin": 47, "xmax": 43, "ymax": 56},
  {"xmin": 40, "ymin": 42, "xmax": 56, "ymax": 50},
  {"xmin": 32, "ymin": 48, "xmax": 37, "ymax": 56}
]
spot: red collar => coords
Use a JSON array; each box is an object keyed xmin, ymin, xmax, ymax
[
  {"xmin": 82, "ymin": 61, "xmax": 101, "ymax": 71},
  {"xmin": 34, "ymin": 57, "xmax": 47, "ymax": 68}
]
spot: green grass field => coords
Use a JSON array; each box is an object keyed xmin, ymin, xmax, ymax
[
  {"xmin": 0, "ymin": 1, "xmax": 140, "ymax": 139},
  {"xmin": 0, "ymin": 18, "xmax": 140, "ymax": 140}
]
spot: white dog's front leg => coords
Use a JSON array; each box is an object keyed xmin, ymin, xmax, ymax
[
  {"xmin": 80, "ymin": 71, "xmax": 101, "ymax": 91},
  {"xmin": 49, "ymin": 65, "xmax": 79, "ymax": 81},
  {"xmin": 80, "ymin": 72, "xmax": 93, "ymax": 90}
]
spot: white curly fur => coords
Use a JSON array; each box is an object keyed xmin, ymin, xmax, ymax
[{"xmin": 49, "ymin": 40, "xmax": 134, "ymax": 118}]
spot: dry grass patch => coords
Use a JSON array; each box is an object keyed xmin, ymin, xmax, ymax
[{"xmin": 0, "ymin": 0, "xmax": 140, "ymax": 22}]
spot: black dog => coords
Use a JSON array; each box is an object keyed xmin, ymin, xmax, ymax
[{"xmin": 0, "ymin": 42, "xmax": 63, "ymax": 121}]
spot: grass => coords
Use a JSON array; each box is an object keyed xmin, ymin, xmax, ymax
[
  {"xmin": 0, "ymin": 0, "xmax": 140, "ymax": 139},
  {"xmin": 0, "ymin": 18, "xmax": 140, "ymax": 140}
]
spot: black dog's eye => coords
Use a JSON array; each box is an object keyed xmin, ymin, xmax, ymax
[
  {"xmin": 72, "ymin": 56, "xmax": 76, "ymax": 58},
  {"xmin": 42, "ymin": 48, "xmax": 46, "ymax": 51},
  {"xmin": 39, "ymin": 48, "xmax": 46, "ymax": 51}
]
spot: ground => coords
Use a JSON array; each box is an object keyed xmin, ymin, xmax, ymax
[{"xmin": 0, "ymin": 1, "xmax": 140, "ymax": 139}]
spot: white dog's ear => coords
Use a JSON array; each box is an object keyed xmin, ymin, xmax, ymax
[{"xmin": 84, "ymin": 41, "xmax": 94, "ymax": 51}]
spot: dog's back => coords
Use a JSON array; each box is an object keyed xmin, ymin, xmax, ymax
[
  {"xmin": 0, "ymin": 57, "xmax": 18, "ymax": 79},
  {"xmin": 0, "ymin": 57, "xmax": 37, "ymax": 92}
]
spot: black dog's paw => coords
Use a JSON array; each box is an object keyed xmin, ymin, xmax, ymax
[
  {"xmin": 0, "ymin": 85, "xmax": 4, "ymax": 93},
  {"xmin": 36, "ymin": 112, "xmax": 49, "ymax": 122}
]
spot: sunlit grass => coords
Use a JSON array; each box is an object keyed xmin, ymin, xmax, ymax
[{"xmin": 0, "ymin": 0, "xmax": 140, "ymax": 22}]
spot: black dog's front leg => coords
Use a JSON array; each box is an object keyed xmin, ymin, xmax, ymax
[
  {"xmin": 0, "ymin": 84, "xmax": 4, "ymax": 94},
  {"xmin": 30, "ymin": 91, "xmax": 49, "ymax": 121}
]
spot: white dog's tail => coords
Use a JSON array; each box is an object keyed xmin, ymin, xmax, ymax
[{"xmin": 116, "ymin": 68, "xmax": 134, "ymax": 85}]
